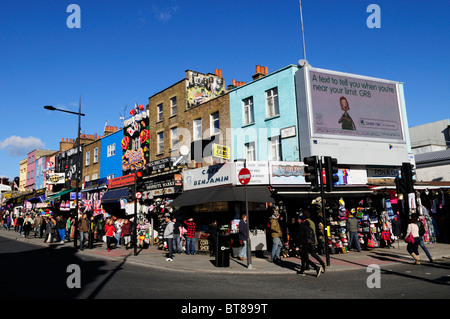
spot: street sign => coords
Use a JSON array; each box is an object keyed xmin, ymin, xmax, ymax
[
  {"xmin": 135, "ymin": 192, "xmax": 142, "ymax": 199},
  {"xmin": 238, "ymin": 168, "xmax": 251, "ymax": 185},
  {"xmin": 213, "ymin": 144, "xmax": 230, "ymax": 160}
]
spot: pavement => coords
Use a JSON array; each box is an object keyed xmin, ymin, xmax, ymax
[{"xmin": 1, "ymin": 228, "xmax": 449, "ymax": 275}]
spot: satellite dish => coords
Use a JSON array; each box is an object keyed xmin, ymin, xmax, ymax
[
  {"xmin": 180, "ymin": 145, "xmax": 190, "ymax": 156},
  {"xmin": 298, "ymin": 59, "xmax": 309, "ymax": 67}
]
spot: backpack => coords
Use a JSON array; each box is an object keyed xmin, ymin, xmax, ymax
[{"xmin": 417, "ymin": 220, "xmax": 425, "ymax": 237}]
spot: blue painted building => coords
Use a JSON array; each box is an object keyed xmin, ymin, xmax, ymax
[
  {"xmin": 100, "ymin": 130, "xmax": 123, "ymax": 180},
  {"xmin": 229, "ymin": 64, "xmax": 300, "ymax": 162}
]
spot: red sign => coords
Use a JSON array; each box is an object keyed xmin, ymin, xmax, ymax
[
  {"xmin": 108, "ymin": 174, "xmax": 135, "ymax": 189},
  {"xmin": 238, "ymin": 168, "xmax": 251, "ymax": 185},
  {"xmin": 135, "ymin": 192, "xmax": 142, "ymax": 199}
]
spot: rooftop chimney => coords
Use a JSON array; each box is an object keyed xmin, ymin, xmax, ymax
[{"xmin": 252, "ymin": 65, "xmax": 267, "ymax": 80}]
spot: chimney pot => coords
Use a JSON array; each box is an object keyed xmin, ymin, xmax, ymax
[
  {"xmin": 264, "ymin": 66, "xmax": 268, "ymax": 74},
  {"xmin": 256, "ymin": 65, "xmax": 261, "ymax": 73}
]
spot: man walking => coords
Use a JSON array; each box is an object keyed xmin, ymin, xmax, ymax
[
  {"xmin": 238, "ymin": 214, "xmax": 248, "ymax": 261},
  {"xmin": 77, "ymin": 213, "xmax": 89, "ymax": 251},
  {"xmin": 270, "ymin": 211, "xmax": 283, "ymax": 264},
  {"xmin": 297, "ymin": 218, "xmax": 323, "ymax": 277},
  {"xmin": 164, "ymin": 214, "xmax": 174, "ymax": 261}
]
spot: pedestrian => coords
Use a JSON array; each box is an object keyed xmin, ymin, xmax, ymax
[
  {"xmin": 303, "ymin": 211, "xmax": 326, "ymax": 270},
  {"xmin": 121, "ymin": 219, "xmax": 132, "ymax": 250},
  {"xmin": 104, "ymin": 219, "xmax": 116, "ymax": 252},
  {"xmin": 183, "ymin": 217, "xmax": 196, "ymax": 255},
  {"xmin": 96, "ymin": 217, "xmax": 105, "ymax": 242},
  {"xmin": 77, "ymin": 213, "xmax": 89, "ymax": 251},
  {"xmin": 346, "ymin": 210, "xmax": 361, "ymax": 252},
  {"xmin": 56, "ymin": 216, "xmax": 66, "ymax": 243},
  {"xmin": 238, "ymin": 214, "xmax": 248, "ymax": 261},
  {"xmin": 417, "ymin": 217, "xmax": 433, "ymax": 262},
  {"xmin": 23, "ymin": 214, "xmax": 33, "ymax": 239},
  {"xmin": 114, "ymin": 218, "xmax": 123, "ymax": 248},
  {"xmin": 66, "ymin": 217, "xmax": 72, "ymax": 242},
  {"xmin": 288, "ymin": 216, "xmax": 299, "ymax": 257},
  {"xmin": 270, "ymin": 210, "xmax": 283, "ymax": 264},
  {"xmin": 164, "ymin": 214, "xmax": 174, "ymax": 261},
  {"xmin": 17, "ymin": 214, "xmax": 24, "ymax": 235},
  {"xmin": 173, "ymin": 217, "xmax": 182, "ymax": 254},
  {"xmin": 45, "ymin": 216, "xmax": 56, "ymax": 243},
  {"xmin": 2, "ymin": 213, "xmax": 8, "ymax": 231},
  {"xmin": 297, "ymin": 218, "xmax": 323, "ymax": 277},
  {"xmin": 405, "ymin": 214, "xmax": 421, "ymax": 265},
  {"xmin": 208, "ymin": 219, "xmax": 218, "ymax": 257},
  {"xmin": 88, "ymin": 216, "xmax": 95, "ymax": 249},
  {"xmin": 33, "ymin": 213, "xmax": 43, "ymax": 238}
]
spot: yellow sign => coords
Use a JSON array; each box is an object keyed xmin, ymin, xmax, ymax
[{"xmin": 213, "ymin": 144, "xmax": 230, "ymax": 160}]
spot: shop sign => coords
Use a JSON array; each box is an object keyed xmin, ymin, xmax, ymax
[
  {"xmin": 269, "ymin": 161, "xmax": 308, "ymax": 185},
  {"xmin": 235, "ymin": 161, "xmax": 269, "ymax": 185},
  {"xmin": 46, "ymin": 173, "xmax": 65, "ymax": 185},
  {"xmin": 212, "ymin": 144, "xmax": 230, "ymax": 160},
  {"xmin": 108, "ymin": 174, "xmax": 135, "ymax": 189},
  {"xmin": 367, "ymin": 167, "xmax": 400, "ymax": 178},
  {"xmin": 183, "ymin": 162, "xmax": 236, "ymax": 191}
]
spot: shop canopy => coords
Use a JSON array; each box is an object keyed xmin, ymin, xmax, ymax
[
  {"xmin": 101, "ymin": 187, "xmax": 129, "ymax": 204},
  {"xmin": 45, "ymin": 189, "xmax": 74, "ymax": 201},
  {"xmin": 168, "ymin": 185, "xmax": 275, "ymax": 207}
]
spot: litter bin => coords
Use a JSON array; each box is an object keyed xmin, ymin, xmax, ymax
[{"xmin": 216, "ymin": 234, "xmax": 230, "ymax": 267}]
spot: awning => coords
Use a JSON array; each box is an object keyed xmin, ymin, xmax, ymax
[
  {"xmin": 168, "ymin": 185, "xmax": 275, "ymax": 207},
  {"xmin": 46, "ymin": 189, "xmax": 74, "ymax": 201},
  {"xmin": 101, "ymin": 187, "xmax": 129, "ymax": 204}
]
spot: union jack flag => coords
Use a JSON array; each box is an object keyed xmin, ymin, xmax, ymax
[
  {"xmin": 93, "ymin": 200, "xmax": 104, "ymax": 216},
  {"xmin": 83, "ymin": 200, "xmax": 93, "ymax": 212}
]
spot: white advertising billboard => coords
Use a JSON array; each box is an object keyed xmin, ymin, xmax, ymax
[{"xmin": 308, "ymin": 69, "xmax": 404, "ymax": 142}]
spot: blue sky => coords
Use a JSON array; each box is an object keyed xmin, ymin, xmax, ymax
[{"xmin": 0, "ymin": 0, "xmax": 448, "ymax": 180}]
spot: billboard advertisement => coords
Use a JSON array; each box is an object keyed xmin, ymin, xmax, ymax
[{"xmin": 308, "ymin": 69, "xmax": 404, "ymax": 142}]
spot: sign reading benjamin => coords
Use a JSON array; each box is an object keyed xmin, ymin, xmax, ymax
[
  {"xmin": 308, "ymin": 69, "xmax": 404, "ymax": 142},
  {"xmin": 183, "ymin": 162, "xmax": 236, "ymax": 191}
]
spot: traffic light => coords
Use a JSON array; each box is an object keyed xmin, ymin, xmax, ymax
[
  {"xmin": 303, "ymin": 156, "xmax": 319, "ymax": 191},
  {"xmin": 324, "ymin": 156, "xmax": 339, "ymax": 192},
  {"xmin": 401, "ymin": 162, "xmax": 416, "ymax": 193},
  {"xmin": 395, "ymin": 176, "xmax": 407, "ymax": 195}
]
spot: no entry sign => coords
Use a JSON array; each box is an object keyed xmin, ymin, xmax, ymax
[{"xmin": 238, "ymin": 168, "xmax": 251, "ymax": 185}]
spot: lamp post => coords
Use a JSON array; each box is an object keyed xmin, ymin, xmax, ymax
[{"xmin": 44, "ymin": 98, "xmax": 85, "ymax": 248}]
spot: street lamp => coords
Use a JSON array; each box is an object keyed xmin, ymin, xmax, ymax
[{"xmin": 44, "ymin": 98, "xmax": 85, "ymax": 248}]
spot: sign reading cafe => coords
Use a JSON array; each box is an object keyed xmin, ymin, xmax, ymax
[{"xmin": 122, "ymin": 104, "xmax": 149, "ymax": 174}]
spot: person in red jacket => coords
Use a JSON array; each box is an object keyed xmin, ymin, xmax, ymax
[
  {"xmin": 104, "ymin": 219, "xmax": 116, "ymax": 252},
  {"xmin": 121, "ymin": 219, "xmax": 132, "ymax": 250}
]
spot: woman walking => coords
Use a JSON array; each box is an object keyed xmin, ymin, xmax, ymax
[
  {"xmin": 104, "ymin": 219, "xmax": 116, "ymax": 252},
  {"xmin": 406, "ymin": 214, "xmax": 421, "ymax": 265}
]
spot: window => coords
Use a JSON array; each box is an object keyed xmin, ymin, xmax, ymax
[
  {"xmin": 94, "ymin": 147, "xmax": 98, "ymax": 163},
  {"xmin": 266, "ymin": 87, "xmax": 279, "ymax": 118},
  {"xmin": 210, "ymin": 112, "xmax": 220, "ymax": 135},
  {"xmin": 170, "ymin": 97, "xmax": 177, "ymax": 116},
  {"xmin": 85, "ymin": 151, "xmax": 90, "ymax": 166},
  {"xmin": 243, "ymin": 97, "xmax": 254, "ymax": 125},
  {"xmin": 107, "ymin": 143, "xmax": 116, "ymax": 157},
  {"xmin": 170, "ymin": 127, "xmax": 178, "ymax": 149},
  {"xmin": 157, "ymin": 103, "xmax": 163, "ymax": 122},
  {"xmin": 85, "ymin": 175, "xmax": 90, "ymax": 182},
  {"xmin": 157, "ymin": 132, "xmax": 164, "ymax": 154},
  {"xmin": 107, "ymin": 174, "xmax": 115, "ymax": 179},
  {"xmin": 193, "ymin": 118, "xmax": 202, "ymax": 140},
  {"xmin": 269, "ymin": 136, "xmax": 282, "ymax": 161},
  {"xmin": 245, "ymin": 142, "xmax": 256, "ymax": 161},
  {"xmin": 92, "ymin": 173, "xmax": 98, "ymax": 180}
]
